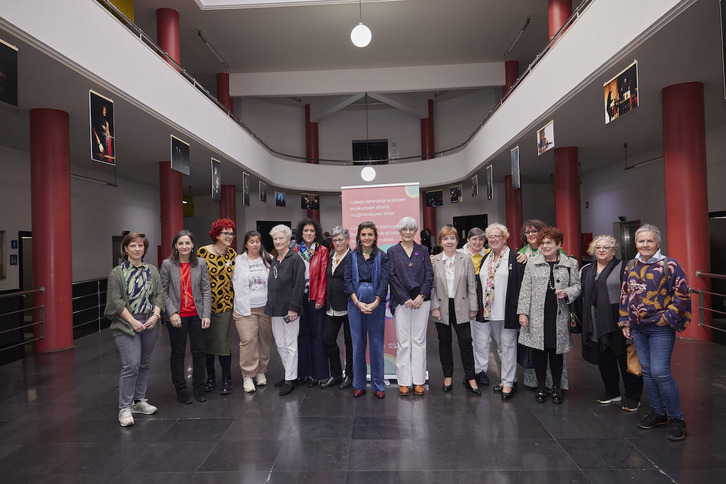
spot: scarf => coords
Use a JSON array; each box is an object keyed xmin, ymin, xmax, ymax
[
  {"xmin": 298, "ymin": 241, "xmax": 317, "ymax": 262},
  {"xmin": 581, "ymin": 258, "xmax": 621, "ymax": 357},
  {"xmin": 482, "ymin": 247, "xmax": 507, "ymax": 319}
]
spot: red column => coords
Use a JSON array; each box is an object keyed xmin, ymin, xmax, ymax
[
  {"xmin": 304, "ymin": 104, "xmax": 320, "ymax": 221},
  {"xmin": 220, "ymin": 184, "xmax": 238, "ymax": 251},
  {"xmin": 554, "ymin": 147, "xmax": 581, "ymax": 261},
  {"xmin": 157, "ymin": 8, "xmax": 180, "ymax": 70},
  {"xmin": 217, "ymin": 73, "xmax": 233, "ymax": 115},
  {"xmin": 29, "ymin": 109, "xmax": 73, "ymax": 353},
  {"xmin": 548, "ymin": 0, "xmax": 572, "ymax": 40},
  {"xmin": 421, "ymin": 100, "xmax": 436, "ymax": 233},
  {"xmin": 159, "ymin": 161, "xmax": 184, "ymax": 262},
  {"xmin": 505, "ymin": 175, "xmax": 523, "ymax": 250},
  {"xmin": 503, "ymin": 60, "xmax": 519, "ymax": 99},
  {"xmin": 663, "ymin": 82, "xmax": 711, "ymax": 341}
]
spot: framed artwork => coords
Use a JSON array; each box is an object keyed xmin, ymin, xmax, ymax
[
  {"xmin": 511, "ymin": 146, "xmax": 521, "ymax": 189},
  {"xmin": 211, "ymin": 158, "xmax": 221, "ymax": 201},
  {"xmin": 424, "ymin": 190, "xmax": 443, "ymax": 208},
  {"xmin": 242, "ymin": 172, "xmax": 250, "ymax": 207},
  {"xmin": 301, "ymin": 193, "xmax": 319, "ymax": 210},
  {"xmin": 275, "ymin": 192, "xmax": 286, "ymax": 207},
  {"xmin": 0, "ymin": 38, "xmax": 18, "ymax": 108},
  {"xmin": 89, "ymin": 90, "xmax": 116, "ymax": 165},
  {"xmin": 0, "ymin": 230, "xmax": 5, "ymax": 279},
  {"xmin": 604, "ymin": 60, "xmax": 639, "ymax": 124},
  {"xmin": 450, "ymin": 185, "xmax": 463, "ymax": 204},
  {"xmin": 536, "ymin": 121, "xmax": 554, "ymax": 156},
  {"xmin": 170, "ymin": 135, "xmax": 190, "ymax": 175},
  {"xmin": 486, "ymin": 164, "xmax": 493, "ymax": 200},
  {"xmin": 259, "ymin": 181, "xmax": 267, "ymax": 203},
  {"xmin": 471, "ymin": 174, "xmax": 479, "ymax": 197}
]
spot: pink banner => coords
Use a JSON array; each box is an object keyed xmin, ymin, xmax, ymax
[{"xmin": 342, "ymin": 183, "xmax": 420, "ymax": 377}]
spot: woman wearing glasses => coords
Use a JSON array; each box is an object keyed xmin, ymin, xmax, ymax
[
  {"xmin": 388, "ymin": 217, "xmax": 433, "ymax": 396},
  {"xmin": 578, "ymin": 235, "xmax": 642, "ymax": 411},
  {"xmin": 321, "ymin": 226, "xmax": 354, "ymax": 389},
  {"xmin": 198, "ymin": 218, "xmax": 237, "ymax": 395}
]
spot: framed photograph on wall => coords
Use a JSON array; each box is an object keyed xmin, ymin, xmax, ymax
[
  {"xmin": 259, "ymin": 181, "xmax": 267, "ymax": 203},
  {"xmin": 0, "ymin": 230, "xmax": 5, "ymax": 279},
  {"xmin": 89, "ymin": 90, "xmax": 116, "ymax": 165},
  {"xmin": 536, "ymin": 121, "xmax": 554, "ymax": 156},
  {"xmin": 242, "ymin": 172, "xmax": 250, "ymax": 207},
  {"xmin": 511, "ymin": 146, "xmax": 521, "ymax": 189},
  {"xmin": 486, "ymin": 164, "xmax": 493, "ymax": 200},
  {"xmin": 0, "ymin": 39, "xmax": 19, "ymax": 109},
  {"xmin": 211, "ymin": 158, "xmax": 221, "ymax": 201},
  {"xmin": 424, "ymin": 190, "xmax": 443, "ymax": 208},
  {"xmin": 450, "ymin": 184, "xmax": 463, "ymax": 204},
  {"xmin": 275, "ymin": 192, "xmax": 286, "ymax": 207},
  {"xmin": 471, "ymin": 174, "xmax": 479, "ymax": 197},
  {"xmin": 604, "ymin": 60, "xmax": 639, "ymax": 124},
  {"xmin": 170, "ymin": 135, "xmax": 190, "ymax": 175},
  {"xmin": 301, "ymin": 193, "xmax": 319, "ymax": 210}
]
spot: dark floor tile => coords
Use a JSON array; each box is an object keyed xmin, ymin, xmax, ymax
[
  {"xmin": 492, "ymin": 438, "xmax": 579, "ymax": 470},
  {"xmin": 131, "ymin": 441, "xmax": 214, "ymax": 472},
  {"xmin": 157, "ymin": 418, "xmax": 236, "ymax": 442},
  {"xmin": 273, "ymin": 437, "xmax": 350, "ymax": 471},
  {"xmin": 352, "ymin": 416, "xmax": 416, "ymax": 440},
  {"xmin": 194, "ymin": 470, "xmax": 347, "ymax": 484},
  {"xmin": 658, "ymin": 467, "xmax": 726, "ymax": 483},
  {"xmin": 583, "ymin": 469, "xmax": 676, "ymax": 484},
  {"xmin": 559, "ymin": 438, "xmax": 654, "ymax": 469},
  {"xmin": 113, "ymin": 471, "xmax": 196, "ymax": 484},
  {"xmin": 531, "ymin": 410, "xmax": 621, "ymax": 439},
  {"xmin": 628, "ymin": 437, "xmax": 726, "ymax": 469},
  {"xmin": 197, "ymin": 440, "xmax": 281, "ymax": 471}
]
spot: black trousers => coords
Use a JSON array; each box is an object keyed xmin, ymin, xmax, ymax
[
  {"xmin": 435, "ymin": 299, "xmax": 476, "ymax": 380},
  {"xmin": 533, "ymin": 348, "xmax": 563, "ymax": 389},
  {"xmin": 167, "ymin": 316, "xmax": 206, "ymax": 392},
  {"xmin": 323, "ymin": 313, "xmax": 354, "ymax": 379},
  {"xmin": 598, "ymin": 347, "xmax": 643, "ymax": 400}
]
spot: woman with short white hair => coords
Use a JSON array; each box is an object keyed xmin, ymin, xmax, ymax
[
  {"xmin": 387, "ymin": 216, "xmax": 434, "ymax": 396},
  {"xmin": 265, "ymin": 224, "xmax": 306, "ymax": 396}
]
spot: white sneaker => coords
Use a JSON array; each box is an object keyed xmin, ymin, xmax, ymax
[
  {"xmin": 118, "ymin": 408, "xmax": 134, "ymax": 427},
  {"xmin": 131, "ymin": 399, "xmax": 158, "ymax": 415},
  {"xmin": 244, "ymin": 377, "xmax": 256, "ymax": 393},
  {"xmin": 256, "ymin": 373, "xmax": 267, "ymax": 386}
]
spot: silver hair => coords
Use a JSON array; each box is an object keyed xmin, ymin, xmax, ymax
[
  {"xmin": 586, "ymin": 234, "xmax": 618, "ymax": 256},
  {"xmin": 396, "ymin": 216, "xmax": 419, "ymax": 232},
  {"xmin": 485, "ymin": 223, "xmax": 510, "ymax": 240},
  {"xmin": 269, "ymin": 224, "xmax": 292, "ymax": 240},
  {"xmin": 331, "ymin": 225, "xmax": 349, "ymax": 240},
  {"xmin": 635, "ymin": 224, "xmax": 661, "ymax": 243},
  {"xmin": 467, "ymin": 227, "xmax": 485, "ymax": 239}
]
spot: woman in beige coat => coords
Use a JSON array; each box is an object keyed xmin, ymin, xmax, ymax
[{"xmin": 431, "ymin": 225, "xmax": 480, "ymax": 395}]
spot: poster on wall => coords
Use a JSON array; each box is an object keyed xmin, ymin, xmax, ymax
[
  {"xmin": 471, "ymin": 174, "xmax": 479, "ymax": 197},
  {"xmin": 211, "ymin": 158, "xmax": 221, "ymax": 201},
  {"xmin": 259, "ymin": 182, "xmax": 267, "ymax": 203},
  {"xmin": 89, "ymin": 90, "xmax": 116, "ymax": 165},
  {"xmin": 341, "ymin": 182, "xmax": 421, "ymax": 379},
  {"xmin": 511, "ymin": 146, "xmax": 521, "ymax": 189},
  {"xmin": 721, "ymin": 0, "xmax": 726, "ymax": 98},
  {"xmin": 536, "ymin": 121, "xmax": 554, "ymax": 156},
  {"xmin": 450, "ymin": 184, "xmax": 463, "ymax": 204},
  {"xmin": 170, "ymin": 135, "xmax": 190, "ymax": 175},
  {"xmin": 301, "ymin": 193, "xmax": 319, "ymax": 210},
  {"xmin": 0, "ymin": 39, "xmax": 18, "ymax": 109},
  {"xmin": 424, "ymin": 190, "xmax": 443, "ymax": 208},
  {"xmin": 604, "ymin": 60, "xmax": 639, "ymax": 124},
  {"xmin": 486, "ymin": 164, "xmax": 493, "ymax": 200},
  {"xmin": 275, "ymin": 192, "xmax": 286, "ymax": 207},
  {"xmin": 242, "ymin": 172, "xmax": 250, "ymax": 207},
  {"xmin": 0, "ymin": 231, "xmax": 5, "ymax": 279}
]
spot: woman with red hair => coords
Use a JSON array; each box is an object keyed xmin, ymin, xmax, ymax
[{"xmin": 198, "ymin": 218, "xmax": 238, "ymax": 395}]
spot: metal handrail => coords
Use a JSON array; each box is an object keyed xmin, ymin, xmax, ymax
[
  {"xmin": 0, "ymin": 287, "xmax": 45, "ymax": 300},
  {"xmin": 0, "ymin": 288, "xmax": 45, "ymax": 352},
  {"xmin": 95, "ymin": 0, "xmax": 593, "ymax": 165},
  {"xmin": 693, "ymin": 271, "xmax": 726, "ymax": 333}
]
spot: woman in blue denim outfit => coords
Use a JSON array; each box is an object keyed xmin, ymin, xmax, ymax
[
  {"xmin": 344, "ymin": 221, "xmax": 390, "ymax": 399},
  {"xmin": 619, "ymin": 224, "xmax": 691, "ymax": 441}
]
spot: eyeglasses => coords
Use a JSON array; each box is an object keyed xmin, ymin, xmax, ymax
[
  {"xmin": 400, "ymin": 228, "xmax": 416, "ymax": 233},
  {"xmin": 487, "ymin": 235, "xmax": 503, "ymax": 240},
  {"xmin": 332, "ymin": 238, "xmax": 346, "ymax": 244},
  {"xmin": 524, "ymin": 230, "xmax": 539, "ymax": 235},
  {"xmin": 595, "ymin": 246, "xmax": 613, "ymax": 251},
  {"xmin": 221, "ymin": 232, "xmax": 235, "ymax": 238}
]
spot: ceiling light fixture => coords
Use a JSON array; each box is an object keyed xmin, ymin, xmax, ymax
[
  {"xmin": 361, "ymin": 166, "xmax": 376, "ymax": 182},
  {"xmin": 350, "ymin": 0, "xmax": 371, "ymax": 48}
]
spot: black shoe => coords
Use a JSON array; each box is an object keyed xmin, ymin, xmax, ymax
[
  {"xmin": 596, "ymin": 392, "xmax": 622, "ymax": 404},
  {"xmin": 551, "ymin": 387, "xmax": 563, "ymax": 404},
  {"xmin": 320, "ymin": 376, "xmax": 343, "ymax": 389},
  {"xmin": 220, "ymin": 376, "xmax": 232, "ymax": 395},
  {"xmin": 307, "ymin": 378, "xmax": 319, "ymax": 387},
  {"xmin": 443, "ymin": 382, "xmax": 453, "ymax": 393},
  {"xmin": 535, "ymin": 386, "xmax": 548, "ymax": 403},
  {"xmin": 177, "ymin": 390, "xmax": 192, "ymax": 404},
  {"xmin": 666, "ymin": 418, "xmax": 687, "ymax": 441},
  {"xmin": 476, "ymin": 371, "xmax": 490, "ymax": 386},
  {"xmin": 296, "ymin": 376, "xmax": 312, "ymax": 386},
  {"xmin": 204, "ymin": 375, "xmax": 216, "ymax": 392},
  {"xmin": 638, "ymin": 411, "xmax": 669, "ymax": 429},
  {"xmin": 621, "ymin": 398, "xmax": 641, "ymax": 413},
  {"xmin": 494, "ymin": 382, "xmax": 518, "ymax": 393},
  {"xmin": 279, "ymin": 381, "xmax": 295, "ymax": 396},
  {"xmin": 339, "ymin": 375, "xmax": 353, "ymax": 389},
  {"xmin": 194, "ymin": 388, "xmax": 207, "ymax": 402},
  {"xmin": 463, "ymin": 380, "xmax": 482, "ymax": 396},
  {"xmin": 274, "ymin": 378, "xmax": 285, "ymax": 388},
  {"xmin": 501, "ymin": 391, "xmax": 514, "ymax": 401}
]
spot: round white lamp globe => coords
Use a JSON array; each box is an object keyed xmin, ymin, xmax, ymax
[
  {"xmin": 361, "ymin": 166, "xmax": 376, "ymax": 182},
  {"xmin": 351, "ymin": 23, "xmax": 372, "ymax": 48}
]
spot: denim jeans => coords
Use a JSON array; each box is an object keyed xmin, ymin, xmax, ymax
[
  {"xmin": 631, "ymin": 324, "xmax": 683, "ymax": 419},
  {"xmin": 114, "ymin": 314, "xmax": 158, "ymax": 409}
]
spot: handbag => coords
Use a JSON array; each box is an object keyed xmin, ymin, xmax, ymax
[
  {"xmin": 568, "ymin": 304, "xmax": 582, "ymax": 334},
  {"xmin": 625, "ymin": 343, "xmax": 641, "ymax": 375}
]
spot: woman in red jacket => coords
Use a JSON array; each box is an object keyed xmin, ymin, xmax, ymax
[{"xmin": 294, "ymin": 218, "xmax": 329, "ymax": 385}]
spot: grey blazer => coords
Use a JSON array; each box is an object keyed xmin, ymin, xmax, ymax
[
  {"xmin": 160, "ymin": 258, "xmax": 212, "ymax": 320},
  {"xmin": 431, "ymin": 251, "xmax": 477, "ymax": 325}
]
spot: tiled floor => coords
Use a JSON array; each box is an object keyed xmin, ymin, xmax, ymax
[{"xmin": 1, "ymin": 324, "xmax": 724, "ymax": 483}]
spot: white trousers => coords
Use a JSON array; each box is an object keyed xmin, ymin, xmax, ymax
[
  {"xmin": 471, "ymin": 319, "xmax": 502, "ymax": 373},
  {"xmin": 499, "ymin": 327, "xmax": 519, "ymax": 386},
  {"xmin": 393, "ymin": 301, "xmax": 430, "ymax": 386},
  {"xmin": 271, "ymin": 316, "xmax": 299, "ymax": 381}
]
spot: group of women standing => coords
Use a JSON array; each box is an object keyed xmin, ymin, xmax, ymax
[{"xmin": 105, "ymin": 217, "xmax": 690, "ymax": 441}]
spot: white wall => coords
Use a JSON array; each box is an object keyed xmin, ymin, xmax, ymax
[
  {"xmin": 0, "ymin": 145, "xmax": 161, "ymax": 291},
  {"xmin": 435, "ymin": 89, "xmax": 500, "ymax": 151},
  {"xmin": 238, "ymin": 99, "xmax": 305, "ymax": 158}
]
